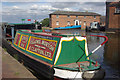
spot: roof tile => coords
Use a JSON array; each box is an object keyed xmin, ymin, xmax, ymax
[{"xmin": 50, "ymin": 11, "xmax": 101, "ymax": 16}]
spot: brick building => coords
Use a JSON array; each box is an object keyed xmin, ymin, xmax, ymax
[
  {"xmin": 49, "ymin": 11, "xmax": 101, "ymax": 29},
  {"xmin": 106, "ymin": 1, "xmax": 120, "ymax": 31}
]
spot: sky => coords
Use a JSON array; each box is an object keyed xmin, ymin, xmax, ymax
[{"xmin": 1, "ymin": 0, "xmax": 108, "ymax": 23}]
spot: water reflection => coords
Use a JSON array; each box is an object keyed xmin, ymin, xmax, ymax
[
  {"xmin": 104, "ymin": 33, "xmax": 120, "ymax": 65},
  {"xmin": 55, "ymin": 29, "xmax": 86, "ymax": 36}
]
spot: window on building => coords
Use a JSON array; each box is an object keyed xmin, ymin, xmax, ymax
[
  {"xmin": 56, "ymin": 21, "xmax": 59, "ymax": 25},
  {"xmin": 94, "ymin": 16, "xmax": 96, "ymax": 19},
  {"xmin": 67, "ymin": 21, "xmax": 70, "ymax": 26},
  {"xmin": 76, "ymin": 16, "xmax": 78, "ymax": 18},
  {"xmin": 84, "ymin": 21, "xmax": 86, "ymax": 26},
  {"xmin": 84, "ymin": 16, "xmax": 86, "ymax": 19},
  {"xmin": 56, "ymin": 15, "xmax": 59, "ymax": 18},
  {"xmin": 80, "ymin": 20, "xmax": 82, "ymax": 24},
  {"xmin": 115, "ymin": 7, "xmax": 120, "ymax": 13},
  {"xmin": 67, "ymin": 15, "xmax": 70, "ymax": 18}
]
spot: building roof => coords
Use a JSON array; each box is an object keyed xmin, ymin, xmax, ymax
[
  {"xmin": 106, "ymin": 1, "xmax": 120, "ymax": 7},
  {"xmin": 50, "ymin": 11, "xmax": 101, "ymax": 16}
]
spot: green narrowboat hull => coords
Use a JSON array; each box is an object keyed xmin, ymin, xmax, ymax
[{"xmin": 12, "ymin": 29, "xmax": 105, "ymax": 79}]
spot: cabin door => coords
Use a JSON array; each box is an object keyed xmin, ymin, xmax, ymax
[{"xmin": 75, "ymin": 20, "xmax": 79, "ymax": 25}]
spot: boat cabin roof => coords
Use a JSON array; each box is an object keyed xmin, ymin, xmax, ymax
[{"xmin": 19, "ymin": 29, "xmax": 82, "ymax": 37}]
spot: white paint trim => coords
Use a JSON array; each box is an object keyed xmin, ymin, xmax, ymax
[
  {"xmin": 54, "ymin": 68, "xmax": 83, "ymax": 79},
  {"xmin": 92, "ymin": 45, "xmax": 101, "ymax": 53},
  {"xmin": 85, "ymin": 37, "xmax": 89, "ymax": 59},
  {"xmin": 75, "ymin": 36, "xmax": 85, "ymax": 41},
  {"xmin": 86, "ymin": 71, "xmax": 95, "ymax": 73}
]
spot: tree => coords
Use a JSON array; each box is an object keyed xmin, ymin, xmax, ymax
[{"xmin": 40, "ymin": 18, "xmax": 49, "ymax": 27}]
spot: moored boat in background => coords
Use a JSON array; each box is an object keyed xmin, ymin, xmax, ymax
[{"xmin": 54, "ymin": 25, "xmax": 81, "ymax": 30}]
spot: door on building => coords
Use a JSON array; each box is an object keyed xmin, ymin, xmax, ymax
[{"xmin": 75, "ymin": 20, "xmax": 79, "ymax": 25}]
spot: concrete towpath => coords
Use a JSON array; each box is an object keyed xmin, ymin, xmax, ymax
[{"xmin": 1, "ymin": 46, "xmax": 37, "ymax": 79}]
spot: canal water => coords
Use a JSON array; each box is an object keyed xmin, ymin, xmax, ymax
[
  {"xmin": 56, "ymin": 29, "xmax": 120, "ymax": 79},
  {"xmin": 86, "ymin": 32, "xmax": 120, "ymax": 79}
]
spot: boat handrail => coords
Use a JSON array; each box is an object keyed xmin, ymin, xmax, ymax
[{"xmin": 87, "ymin": 35, "xmax": 108, "ymax": 57}]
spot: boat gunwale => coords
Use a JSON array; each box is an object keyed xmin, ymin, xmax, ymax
[
  {"xmin": 56, "ymin": 61, "xmax": 88, "ymax": 67},
  {"xmin": 54, "ymin": 64, "xmax": 100, "ymax": 71},
  {"xmin": 21, "ymin": 31, "xmax": 63, "ymax": 38}
]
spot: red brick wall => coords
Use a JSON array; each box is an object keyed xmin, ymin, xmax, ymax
[
  {"xmin": 108, "ymin": 7, "xmax": 120, "ymax": 29},
  {"xmin": 50, "ymin": 14, "xmax": 100, "ymax": 29}
]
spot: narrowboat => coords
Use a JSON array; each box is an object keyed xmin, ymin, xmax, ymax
[
  {"xmin": 11, "ymin": 29, "xmax": 108, "ymax": 80},
  {"xmin": 54, "ymin": 25, "xmax": 81, "ymax": 30}
]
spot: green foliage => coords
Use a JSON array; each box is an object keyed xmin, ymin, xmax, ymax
[
  {"xmin": 3, "ymin": 48, "xmax": 7, "ymax": 51},
  {"xmin": 14, "ymin": 54, "xmax": 19, "ymax": 60},
  {"xmin": 40, "ymin": 18, "xmax": 49, "ymax": 27},
  {"xmin": 14, "ymin": 72, "xmax": 20, "ymax": 75}
]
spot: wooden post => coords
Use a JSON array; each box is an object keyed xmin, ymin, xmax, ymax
[
  {"xmin": 11, "ymin": 27, "xmax": 14, "ymax": 43},
  {"xmin": 4, "ymin": 25, "xmax": 7, "ymax": 38},
  {"xmin": 35, "ymin": 24, "xmax": 38, "ymax": 29}
]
